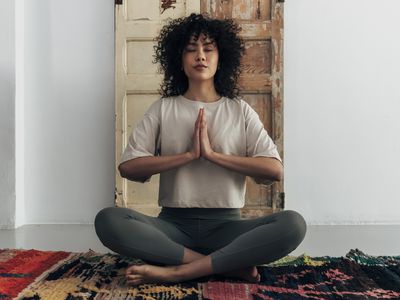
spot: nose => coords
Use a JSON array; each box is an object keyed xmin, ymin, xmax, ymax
[{"xmin": 196, "ymin": 49, "xmax": 206, "ymax": 61}]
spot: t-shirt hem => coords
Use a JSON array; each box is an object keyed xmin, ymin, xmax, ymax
[{"xmin": 158, "ymin": 202, "xmax": 244, "ymax": 209}]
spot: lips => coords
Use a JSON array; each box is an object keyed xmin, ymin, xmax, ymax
[{"xmin": 194, "ymin": 65, "xmax": 207, "ymax": 69}]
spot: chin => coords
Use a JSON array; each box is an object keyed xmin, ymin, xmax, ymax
[{"xmin": 188, "ymin": 74, "xmax": 215, "ymax": 82}]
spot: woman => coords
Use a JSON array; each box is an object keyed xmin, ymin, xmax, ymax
[{"xmin": 95, "ymin": 13, "xmax": 306, "ymax": 285}]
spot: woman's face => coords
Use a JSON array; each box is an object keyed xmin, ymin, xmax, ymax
[{"xmin": 181, "ymin": 33, "xmax": 219, "ymax": 84}]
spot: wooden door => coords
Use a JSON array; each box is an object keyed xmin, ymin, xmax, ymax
[
  {"xmin": 199, "ymin": 0, "xmax": 285, "ymax": 217},
  {"xmin": 115, "ymin": 0, "xmax": 284, "ymax": 217},
  {"xmin": 114, "ymin": 0, "xmax": 200, "ymax": 216}
]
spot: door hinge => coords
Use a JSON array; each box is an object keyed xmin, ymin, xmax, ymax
[
  {"xmin": 277, "ymin": 0, "xmax": 285, "ymax": 2},
  {"xmin": 115, "ymin": 0, "xmax": 123, "ymax": 5}
]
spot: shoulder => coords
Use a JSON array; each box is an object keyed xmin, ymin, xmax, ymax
[
  {"xmin": 226, "ymin": 97, "xmax": 257, "ymax": 119},
  {"xmin": 223, "ymin": 96, "xmax": 244, "ymax": 109},
  {"xmin": 155, "ymin": 96, "xmax": 180, "ymax": 108},
  {"xmin": 226, "ymin": 96, "xmax": 249, "ymax": 108},
  {"xmin": 146, "ymin": 97, "xmax": 161, "ymax": 114},
  {"xmin": 146, "ymin": 96, "xmax": 178, "ymax": 118}
]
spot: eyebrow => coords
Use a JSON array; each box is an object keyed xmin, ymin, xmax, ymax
[{"xmin": 186, "ymin": 41, "xmax": 215, "ymax": 47}]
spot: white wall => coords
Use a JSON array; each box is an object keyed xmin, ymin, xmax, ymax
[
  {"xmin": 24, "ymin": 0, "xmax": 115, "ymax": 224},
  {"xmin": 1, "ymin": 0, "xmax": 399, "ymax": 227},
  {"xmin": 0, "ymin": 0, "xmax": 16, "ymax": 228},
  {"xmin": 284, "ymin": 0, "xmax": 400, "ymax": 224}
]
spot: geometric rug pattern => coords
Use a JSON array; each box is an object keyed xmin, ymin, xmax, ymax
[{"xmin": 1, "ymin": 248, "xmax": 399, "ymax": 299}]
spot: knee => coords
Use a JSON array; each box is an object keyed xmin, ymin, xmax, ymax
[
  {"xmin": 94, "ymin": 207, "xmax": 119, "ymax": 238},
  {"xmin": 281, "ymin": 210, "xmax": 307, "ymax": 246},
  {"xmin": 95, "ymin": 207, "xmax": 114, "ymax": 226}
]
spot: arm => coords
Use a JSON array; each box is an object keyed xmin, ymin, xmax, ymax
[
  {"xmin": 207, "ymin": 152, "xmax": 283, "ymax": 182},
  {"xmin": 118, "ymin": 152, "xmax": 195, "ymax": 182},
  {"xmin": 119, "ymin": 108, "xmax": 203, "ymax": 182},
  {"xmin": 198, "ymin": 108, "xmax": 283, "ymax": 182}
]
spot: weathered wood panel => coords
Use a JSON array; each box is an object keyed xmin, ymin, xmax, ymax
[
  {"xmin": 115, "ymin": 0, "xmax": 200, "ymax": 215},
  {"xmin": 202, "ymin": 0, "xmax": 271, "ymax": 21},
  {"xmin": 201, "ymin": 0, "xmax": 285, "ymax": 218},
  {"xmin": 116, "ymin": 0, "xmax": 284, "ymax": 217},
  {"xmin": 242, "ymin": 40, "xmax": 272, "ymax": 75}
]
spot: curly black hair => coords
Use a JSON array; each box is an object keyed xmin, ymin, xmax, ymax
[{"xmin": 153, "ymin": 13, "xmax": 245, "ymax": 99}]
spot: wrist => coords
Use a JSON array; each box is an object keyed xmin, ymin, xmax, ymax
[
  {"xmin": 186, "ymin": 151, "xmax": 197, "ymax": 162},
  {"xmin": 206, "ymin": 150, "xmax": 218, "ymax": 162}
]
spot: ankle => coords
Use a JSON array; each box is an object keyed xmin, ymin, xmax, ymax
[
  {"xmin": 182, "ymin": 248, "xmax": 205, "ymax": 264},
  {"xmin": 169, "ymin": 265, "xmax": 185, "ymax": 282}
]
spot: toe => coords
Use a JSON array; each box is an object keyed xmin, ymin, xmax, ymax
[
  {"xmin": 127, "ymin": 278, "xmax": 143, "ymax": 286},
  {"xmin": 127, "ymin": 265, "xmax": 145, "ymax": 275},
  {"xmin": 127, "ymin": 274, "xmax": 141, "ymax": 280},
  {"xmin": 126, "ymin": 266, "xmax": 137, "ymax": 275}
]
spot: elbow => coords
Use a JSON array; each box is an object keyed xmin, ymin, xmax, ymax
[
  {"xmin": 118, "ymin": 162, "xmax": 149, "ymax": 183},
  {"xmin": 270, "ymin": 161, "xmax": 284, "ymax": 182},
  {"xmin": 118, "ymin": 163, "xmax": 128, "ymax": 179},
  {"xmin": 118, "ymin": 162, "xmax": 135, "ymax": 180},
  {"xmin": 274, "ymin": 167, "xmax": 284, "ymax": 182},
  {"xmin": 255, "ymin": 158, "xmax": 283, "ymax": 183},
  {"xmin": 254, "ymin": 165, "xmax": 283, "ymax": 185}
]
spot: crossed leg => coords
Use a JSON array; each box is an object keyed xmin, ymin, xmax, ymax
[
  {"xmin": 95, "ymin": 207, "xmax": 306, "ymax": 285},
  {"xmin": 125, "ymin": 247, "xmax": 260, "ymax": 285}
]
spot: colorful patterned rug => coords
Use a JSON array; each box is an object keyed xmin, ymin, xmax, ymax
[{"xmin": 0, "ymin": 248, "xmax": 399, "ymax": 300}]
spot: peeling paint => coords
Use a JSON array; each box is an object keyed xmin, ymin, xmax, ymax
[
  {"xmin": 116, "ymin": 0, "xmax": 285, "ymax": 214},
  {"xmin": 161, "ymin": 0, "xmax": 177, "ymax": 14}
]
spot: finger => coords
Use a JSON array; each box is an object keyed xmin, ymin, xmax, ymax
[
  {"xmin": 201, "ymin": 116, "xmax": 207, "ymax": 129},
  {"xmin": 195, "ymin": 119, "xmax": 201, "ymax": 132},
  {"xmin": 201, "ymin": 108, "xmax": 205, "ymax": 119},
  {"xmin": 195, "ymin": 109, "xmax": 202, "ymax": 128},
  {"xmin": 197, "ymin": 108, "xmax": 202, "ymax": 121}
]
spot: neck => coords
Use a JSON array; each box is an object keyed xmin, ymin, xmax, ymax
[{"xmin": 183, "ymin": 81, "xmax": 220, "ymax": 103}]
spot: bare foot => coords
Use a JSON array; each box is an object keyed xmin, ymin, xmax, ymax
[
  {"xmin": 221, "ymin": 266, "xmax": 261, "ymax": 283},
  {"xmin": 125, "ymin": 263, "xmax": 261, "ymax": 286},
  {"xmin": 125, "ymin": 264, "xmax": 179, "ymax": 285}
]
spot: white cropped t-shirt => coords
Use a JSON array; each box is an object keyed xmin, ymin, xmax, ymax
[{"xmin": 120, "ymin": 95, "xmax": 282, "ymax": 208}]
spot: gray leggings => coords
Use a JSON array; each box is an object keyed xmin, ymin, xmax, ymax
[{"xmin": 94, "ymin": 207, "xmax": 307, "ymax": 274}]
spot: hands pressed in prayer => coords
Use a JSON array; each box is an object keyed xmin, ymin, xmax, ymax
[{"xmin": 189, "ymin": 108, "xmax": 215, "ymax": 160}]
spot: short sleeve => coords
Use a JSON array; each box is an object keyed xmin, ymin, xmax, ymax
[
  {"xmin": 242, "ymin": 100, "xmax": 282, "ymax": 185},
  {"xmin": 243, "ymin": 101, "xmax": 282, "ymax": 161},
  {"xmin": 119, "ymin": 100, "xmax": 161, "ymax": 182}
]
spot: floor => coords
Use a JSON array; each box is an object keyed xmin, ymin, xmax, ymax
[{"xmin": 1, "ymin": 224, "xmax": 400, "ymax": 258}]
